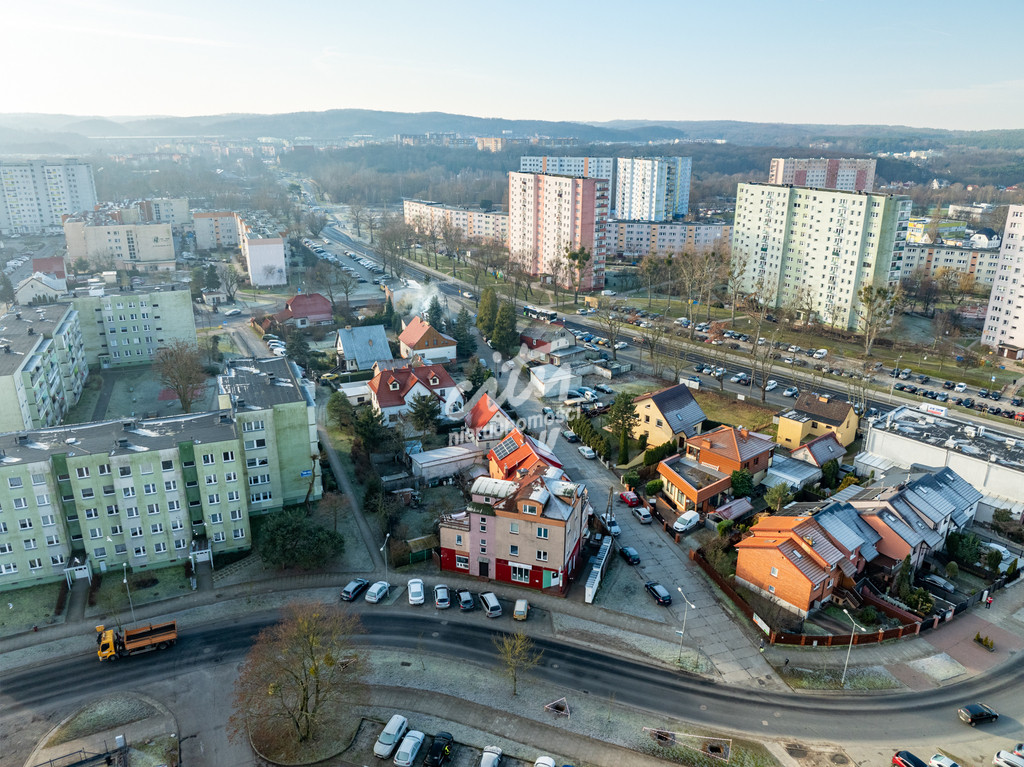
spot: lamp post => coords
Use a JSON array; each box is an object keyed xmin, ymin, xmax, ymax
[
  {"xmin": 380, "ymin": 533, "xmax": 391, "ymax": 584},
  {"xmin": 841, "ymin": 608, "xmax": 864, "ymax": 686},
  {"xmin": 188, "ymin": 553, "xmax": 197, "ymax": 591},
  {"xmin": 122, "ymin": 562, "xmax": 137, "ymax": 625},
  {"xmin": 888, "ymin": 354, "xmax": 903, "ymax": 403},
  {"xmin": 675, "ymin": 587, "xmax": 697, "ymax": 662}
]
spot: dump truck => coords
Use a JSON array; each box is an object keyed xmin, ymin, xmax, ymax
[{"xmin": 96, "ymin": 621, "xmax": 177, "ymax": 661}]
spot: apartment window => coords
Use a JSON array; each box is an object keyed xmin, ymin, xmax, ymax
[
  {"xmin": 480, "ymin": 542, "xmax": 487, "ymax": 554},
  {"xmin": 226, "ymin": 490, "xmax": 240, "ymax": 502},
  {"xmin": 509, "ymin": 522, "xmax": 519, "ymax": 535},
  {"xmin": 455, "ymin": 555, "xmax": 469, "ymax": 570},
  {"xmin": 171, "ymin": 518, "xmax": 184, "ymax": 531},
  {"xmin": 153, "ymin": 542, "xmax": 167, "ymax": 554},
  {"xmin": 119, "ymin": 466, "xmax": 131, "ymax": 477},
  {"xmin": 144, "ymin": 483, "xmax": 157, "ymax": 495},
  {"xmin": 455, "ymin": 534, "xmax": 463, "ymax": 546},
  {"xmin": 161, "ymin": 460, "xmax": 174, "ymax": 471},
  {"xmin": 109, "ymin": 524, "xmax": 122, "ymax": 535},
  {"xmin": 244, "ymin": 438, "xmax": 267, "ymax": 450},
  {"xmin": 76, "ymin": 467, "xmax": 90, "ymax": 479},
  {"xmin": 209, "ymin": 513, "xmax": 223, "ymax": 524},
  {"xmin": 46, "ymin": 533, "xmax": 60, "ymax": 546},
  {"xmin": 147, "ymin": 503, "xmax": 160, "ymax": 515},
  {"xmin": 208, "ymin": 493, "xmax": 220, "ymax": 505},
  {"xmin": 536, "ymin": 527, "xmax": 549, "ymax": 540},
  {"xmin": 768, "ymin": 584, "xmax": 776, "ymax": 594},
  {"xmin": 130, "ymin": 527, "xmax": 143, "ymax": 538},
  {"xmin": 770, "ymin": 567, "xmax": 779, "ymax": 577},
  {"xmin": 202, "ymin": 453, "xmax": 215, "ymax": 465},
  {"xmin": 98, "ymin": 464, "xmax": 111, "ymax": 476},
  {"xmin": 0, "ymin": 522, "xmax": 6, "ymax": 533},
  {"xmin": 510, "ymin": 545, "xmax": 520, "ymax": 557},
  {"xmin": 242, "ymin": 420, "xmax": 265, "ymax": 432},
  {"xmin": 28, "ymin": 557, "xmax": 42, "ymax": 569},
  {"xmin": 103, "ymin": 485, "xmax": 115, "ymax": 496},
  {"xmin": 536, "ymin": 550, "xmax": 548, "ymax": 562},
  {"xmin": 0, "ymin": 542, "xmax": 12, "ymax": 554},
  {"xmin": 212, "ymin": 531, "xmax": 226, "ymax": 543},
  {"xmin": 133, "ymin": 545, "xmax": 146, "ymax": 557},
  {"xmin": 250, "ymin": 490, "xmax": 273, "ymax": 503},
  {"xmin": 125, "ymin": 506, "xmax": 139, "ymax": 518},
  {"xmin": 510, "ymin": 564, "xmax": 530, "ymax": 583},
  {"xmin": 122, "ymin": 487, "xmax": 136, "ymax": 498},
  {"xmin": 115, "ymin": 543, "xmax": 127, "ymax": 555},
  {"xmin": 205, "ymin": 475, "xmax": 217, "ymax": 485},
  {"xmin": 174, "ymin": 539, "xmax": 187, "ymax": 550},
  {"xmin": 479, "ymin": 519, "xmax": 487, "ymax": 532},
  {"xmin": 84, "ymin": 507, "xmax": 99, "ymax": 519},
  {"xmin": 167, "ymin": 499, "xmax": 180, "ymax": 511},
  {"xmin": 8, "ymin": 477, "xmax": 23, "ymax": 489},
  {"xmin": 150, "ymin": 523, "xmax": 164, "ymax": 534},
  {"xmin": 224, "ymin": 472, "xmax": 237, "ymax": 483},
  {"xmin": 230, "ymin": 509, "xmax": 243, "ymax": 521},
  {"xmin": 164, "ymin": 480, "xmax": 177, "ymax": 491},
  {"xmin": 0, "ymin": 563, "xmax": 17, "ymax": 575},
  {"xmin": 31, "ymin": 473, "xmax": 46, "ymax": 486},
  {"xmin": 51, "ymin": 554, "xmax": 65, "ymax": 566},
  {"xmin": 80, "ymin": 489, "xmax": 94, "ymax": 500},
  {"xmin": 233, "ymin": 528, "xmax": 245, "ymax": 540},
  {"xmin": 222, "ymin": 450, "xmax": 235, "ymax": 462},
  {"xmin": 246, "ymin": 457, "xmax": 269, "ymax": 469},
  {"xmin": 248, "ymin": 474, "xmax": 270, "ymax": 486}
]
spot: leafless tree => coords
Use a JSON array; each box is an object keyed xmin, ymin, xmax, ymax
[
  {"xmin": 492, "ymin": 630, "xmax": 542, "ymax": 697},
  {"xmin": 440, "ymin": 217, "xmax": 465, "ymax": 274},
  {"xmin": 304, "ymin": 212, "xmax": 329, "ymax": 238},
  {"xmin": 594, "ymin": 301, "xmax": 627, "ymax": 360},
  {"xmin": 857, "ymin": 284, "xmax": 903, "ymax": 357},
  {"xmin": 217, "ymin": 263, "xmax": 244, "ymax": 302},
  {"xmin": 348, "ymin": 200, "xmax": 366, "ymax": 238},
  {"xmin": 154, "ymin": 340, "xmax": 207, "ymax": 413},
  {"xmin": 639, "ymin": 253, "xmax": 665, "ymax": 309},
  {"xmin": 637, "ymin": 321, "xmax": 670, "ymax": 379},
  {"xmin": 724, "ymin": 248, "xmax": 749, "ymax": 325},
  {"xmin": 935, "ymin": 267, "xmax": 976, "ymax": 306},
  {"xmin": 335, "ymin": 270, "xmax": 357, "ymax": 316}
]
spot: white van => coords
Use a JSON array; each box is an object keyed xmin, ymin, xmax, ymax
[
  {"xmin": 480, "ymin": 591, "xmax": 502, "ymax": 618},
  {"xmin": 812, "ymin": 348, "xmax": 828, "ymax": 359},
  {"xmin": 373, "ymin": 714, "xmax": 408, "ymax": 758}
]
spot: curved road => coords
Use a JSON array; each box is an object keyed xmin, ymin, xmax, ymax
[{"xmin": 4, "ymin": 610, "xmax": 1022, "ymax": 748}]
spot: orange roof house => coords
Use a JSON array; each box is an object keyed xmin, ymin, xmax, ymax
[
  {"xmin": 684, "ymin": 426, "xmax": 774, "ymax": 483},
  {"xmin": 734, "ymin": 516, "xmax": 846, "ymax": 616},
  {"xmin": 463, "ymin": 393, "xmax": 516, "ymax": 447},
  {"xmin": 399, "ymin": 316, "xmax": 457, "ymax": 362},
  {"xmin": 487, "ymin": 429, "xmax": 562, "ymax": 481}
]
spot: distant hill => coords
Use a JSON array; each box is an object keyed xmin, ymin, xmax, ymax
[{"xmin": 0, "ymin": 109, "xmax": 1022, "ymax": 153}]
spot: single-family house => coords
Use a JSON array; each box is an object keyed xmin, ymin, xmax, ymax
[
  {"xmin": 367, "ymin": 362, "xmax": 463, "ymax": 424},
  {"xmin": 790, "ymin": 432, "xmax": 846, "ymax": 468},
  {"xmin": 399, "ymin": 316, "xmax": 457, "ymax": 362},
  {"xmin": 487, "ymin": 428, "xmax": 562, "ymax": 481},
  {"xmin": 657, "ymin": 453, "xmax": 731, "ymax": 515},
  {"xmin": 684, "ymin": 426, "xmax": 774, "ymax": 483},
  {"xmin": 335, "ymin": 324, "xmax": 393, "ymax": 371},
  {"xmin": 735, "ymin": 516, "xmax": 846, "ymax": 616},
  {"xmin": 462, "ymin": 393, "xmax": 517, "ymax": 447},
  {"xmin": 777, "ymin": 393, "xmax": 858, "ymax": 448},
  {"xmin": 272, "ymin": 292, "xmax": 334, "ymax": 329},
  {"xmin": 15, "ymin": 272, "xmax": 65, "ymax": 304},
  {"xmin": 632, "ymin": 383, "xmax": 707, "ymax": 448},
  {"xmin": 519, "ymin": 324, "xmax": 574, "ymax": 362}
]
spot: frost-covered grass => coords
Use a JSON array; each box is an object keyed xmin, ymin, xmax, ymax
[
  {"xmin": 782, "ymin": 665, "xmax": 902, "ymax": 691},
  {"xmin": 0, "ymin": 581, "xmax": 62, "ymax": 635},
  {"xmin": 47, "ymin": 693, "xmax": 158, "ymax": 746},
  {"xmin": 130, "ymin": 735, "xmax": 179, "ymax": 767}
]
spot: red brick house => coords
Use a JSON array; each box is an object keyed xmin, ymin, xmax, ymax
[{"xmin": 684, "ymin": 426, "xmax": 774, "ymax": 484}]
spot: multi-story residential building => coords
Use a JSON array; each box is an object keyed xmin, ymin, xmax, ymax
[
  {"xmin": 615, "ymin": 157, "xmax": 691, "ymax": 220},
  {"xmin": 611, "ymin": 220, "xmax": 731, "ymax": 258},
  {"xmin": 906, "ymin": 217, "xmax": 968, "ymax": 244},
  {"xmin": 242, "ymin": 232, "xmax": 287, "ymax": 287},
  {"xmin": 139, "ymin": 198, "xmax": 190, "ymax": 233},
  {"xmin": 403, "ymin": 200, "xmax": 508, "ymax": 243},
  {"xmin": 192, "ymin": 211, "xmax": 246, "ymax": 251},
  {"xmin": 948, "ymin": 202, "xmax": 996, "ymax": 223},
  {"xmin": 508, "ymin": 172, "xmax": 609, "ymax": 291},
  {"xmin": 777, "ymin": 393, "xmax": 858, "ymax": 449},
  {"xmin": 0, "ymin": 159, "xmax": 97, "ymax": 235},
  {"xmin": 897, "ymin": 243, "xmax": 1001, "ymax": 285},
  {"xmin": 0, "ymin": 305, "xmax": 87, "ymax": 433},
  {"xmin": 66, "ymin": 284, "xmax": 196, "ymax": 369},
  {"xmin": 0, "ymin": 357, "xmax": 321, "ymax": 591},
  {"xmin": 63, "ymin": 212, "xmax": 176, "ymax": 272},
  {"xmin": 982, "ymin": 205, "xmax": 1024, "ymax": 357},
  {"xmin": 731, "ymin": 183, "xmax": 912, "ymax": 330},
  {"xmin": 519, "ymin": 157, "xmax": 614, "ymax": 187},
  {"xmin": 767, "ymin": 157, "xmax": 876, "ymax": 193}
]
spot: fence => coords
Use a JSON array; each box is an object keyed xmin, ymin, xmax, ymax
[{"xmin": 690, "ymin": 548, "xmax": 754, "ymax": 621}]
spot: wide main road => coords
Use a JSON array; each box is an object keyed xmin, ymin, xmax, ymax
[{"xmin": 3, "ymin": 610, "xmax": 1022, "ymax": 747}]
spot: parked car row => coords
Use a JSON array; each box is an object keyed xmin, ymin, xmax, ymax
[
  {"xmin": 373, "ymin": 714, "xmax": 455, "ymax": 766},
  {"xmin": 341, "ymin": 578, "xmax": 530, "ymax": 620}
]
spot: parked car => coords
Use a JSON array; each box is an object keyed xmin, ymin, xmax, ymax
[
  {"xmin": 619, "ymin": 491, "xmax": 640, "ymax": 507},
  {"xmin": 954, "ymin": 382, "xmax": 968, "ymax": 392},
  {"xmin": 631, "ymin": 506, "xmax": 653, "ymax": 524},
  {"xmin": 423, "ymin": 731, "xmax": 454, "ymax": 767},
  {"xmin": 340, "ymin": 578, "xmax": 369, "ymax": 602},
  {"xmin": 393, "ymin": 730, "xmax": 426, "ymax": 767},
  {"xmin": 645, "ymin": 581, "xmax": 673, "ymax": 606},
  {"xmin": 407, "ymin": 578, "xmax": 425, "ymax": 605},
  {"xmin": 619, "ymin": 546, "xmax": 641, "ymax": 565},
  {"xmin": 480, "ymin": 746, "xmax": 503, "ymax": 767},
  {"xmin": 365, "ymin": 581, "xmax": 391, "ymax": 603},
  {"xmin": 892, "ymin": 752, "xmax": 928, "ymax": 767},
  {"xmin": 373, "ymin": 714, "xmax": 409, "ymax": 758},
  {"xmin": 534, "ymin": 757, "xmax": 557, "ymax": 767},
  {"xmin": 561, "ymin": 429, "xmax": 579, "ymax": 443},
  {"xmin": 578, "ymin": 445, "xmax": 597, "ymax": 459},
  {"xmin": 993, "ymin": 753, "xmax": 1024, "ymax": 767},
  {"xmin": 513, "ymin": 599, "xmax": 530, "ymax": 621},
  {"xmin": 595, "ymin": 383, "xmax": 615, "ymax": 394},
  {"xmin": 673, "ymin": 510, "xmax": 700, "ymax": 534},
  {"xmin": 223, "ymin": 307, "xmax": 242, "ymax": 316},
  {"xmin": 434, "ymin": 583, "xmax": 451, "ymax": 609},
  {"xmin": 783, "ymin": 386, "xmax": 799, "ymax": 397},
  {"xmin": 958, "ymin": 702, "xmax": 999, "ymax": 725},
  {"xmin": 929, "ymin": 756, "xmax": 961, "ymax": 767},
  {"xmin": 456, "ymin": 588, "xmax": 475, "ymax": 611},
  {"xmin": 921, "ymin": 573, "xmax": 955, "ymax": 594},
  {"xmin": 601, "ymin": 513, "xmax": 622, "ymax": 537}
]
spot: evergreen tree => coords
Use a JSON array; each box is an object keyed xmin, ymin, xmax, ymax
[
  {"xmin": 453, "ymin": 307, "xmax": 477, "ymax": 358},
  {"xmin": 476, "ymin": 288, "xmax": 498, "ymax": 338},
  {"xmin": 490, "ymin": 301, "xmax": 519, "ymax": 357},
  {"xmin": 408, "ymin": 394, "xmax": 442, "ymax": 435},
  {"xmin": 205, "ymin": 263, "xmax": 221, "ymax": 291},
  {"xmin": 426, "ymin": 295, "xmax": 443, "ymax": 329},
  {"xmin": 730, "ymin": 469, "xmax": 754, "ymax": 498},
  {"xmin": 0, "ymin": 272, "xmax": 14, "ymax": 306}
]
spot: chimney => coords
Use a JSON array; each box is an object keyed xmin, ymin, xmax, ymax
[
  {"xmin": 116, "ymin": 438, "xmax": 129, "ymax": 449},
  {"xmin": 236, "ymin": 398, "xmax": 246, "ymax": 408},
  {"xmin": 345, "ymin": 325, "xmax": 352, "ymax": 331},
  {"xmin": 739, "ymin": 428, "xmax": 749, "ymax": 440}
]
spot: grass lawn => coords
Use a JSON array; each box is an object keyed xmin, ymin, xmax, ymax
[
  {"xmin": 693, "ymin": 389, "xmax": 777, "ymax": 435},
  {"xmin": 85, "ymin": 564, "xmax": 190, "ymax": 619},
  {"xmin": 0, "ymin": 581, "xmax": 62, "ymax": 635}
]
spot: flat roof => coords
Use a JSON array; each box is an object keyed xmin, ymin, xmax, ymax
[
  {"xmin": 0, "ymin": 306, "xmax": 72, "ymax": 377},
  {"xmin": 218, "ymin": 357, "xmax": 307, "ymax": 410}
]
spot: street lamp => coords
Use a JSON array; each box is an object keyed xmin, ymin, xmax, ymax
[
  {"xmin": 380, "ymin": 533, "xmax": 391, "ymax": 583},
  {"xmin": 887, "ymin": 354, "xmax": 903, "ymax": 403},
  {"xmin": 188, "ymin": 553, "xmax": 197, "ymax": 591},
  {"xmin": 675, "ymin": 587, "xmax": 697, "ymax": 662},
  {"xmin": 841, "ymin": 608, "xmax": 864, "ymax": 686},
  {"xmin": 122, "ymin": 562, "xmax": 137, "ymax": 625}
]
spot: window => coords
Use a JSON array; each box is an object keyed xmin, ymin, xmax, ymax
[
  {"xmin": 28, "ymin": 557, "xmax": 42, "ymax": 569},
  {"xmin": 8, "ymin": 477, "xmax": 23, "ymax": 489},
  {"xmin": 211, "ymin": 531, "xmax": 226, "ymax": 543},
  {"xmin": 76, "ymin": 467, "xmax": 90, "ymax": 479},
  {"xmin": 480, "ymin": 542, "xmax": 487, "ymax": 554},
  {"xmin": 130, "ymin": 527, "xmax": 143, "ymax": 538},
  {"xmin": 510, "ymin": 545, "xmax": 520, "ymax": 557},
  {"xmin": 133, "ymin": 545, "xmax": 146, "ymax": 557},
  {"xmin": 455, "ymin": 555, "xmax": 469, "ymax": 570},
  {"xmin": 31, "ymin": 473, "xmax": 46, "ymax": 486},
  {"xmin": 246, "ymin": 457, "xmax": 269, "ymax": 469},
  {"xmin": 119, "ymin": 466, "xmax": 131, "ymax": 477},
  {"xmin": 242, "ymin": 420, "xmax": 265, "ymax": 432},
  {"xmin": 0, "ymin": 542, "xmax": 11, "ymax": 554},
  {"xmin": 103, "ymin": 485, "xmax": 115, "ymax": 496},
  {"xmin": 80, "ymin": 488, "xmax": 94, "ymax": 500},
  {"xmin": 770, "ymin": 567, "xmax": 779, "ymax": 577},
  {"xmin": 536, "ymin": 550, "xmax": 548, "ymax": 562},
  {"xmin": 18, "ymin": 518, "xmax": 32, "ymax": 530},
  {"xmin": 202, "ymin": 453, "xmax": 215, "ymax": 465},
  {"xmin": 98, "ymin": 464, "xmax": 110, "ymax": 476},
  {"xmin": 51, "ymin": 554, "xmax": 65, "ymax": 566},
  {"xmin": 40, "ymin": 514, "xmax": 55, "ymax": 526},
  {"xmin": 509, "ymin": 522, "xmax": 519, "ymax": 534},
  {"xmin": 0, "ymin": 522, "xmax": 6, "ymax": 533},
  {"xmin": 36, "ymin": 493, "xmax": 51, "ymax": 506},
  {"xmin": 248, "ymin": 474, "xmax": 270, "ymax": 486},
  {"xmin": 114, "ymin": 543, "xmax": 127, "ymax": 555},
  {"xmin": 454, "ymin": 534, "xmax": 463, "ymax": 546},
  {"xmin": 166, "ymin": 499, "xmax": 180, "ymax": 511},
  {"xmin": 510, "ymin": 564, "xmax": 530, "ymax": 583},
  {"xmin": 125, "ymin": 506, "xmax": 139, "ymax": 518},
  {"xmin": 46, "ymin": 534, "xmax": 61, "ymax": 546},
  {"xmin": 250, "ymin": 491, "xmax": 272, "ymax": 503},
  {"xmin": 84, "ymin": 507, "xmax": 99, "ymax": 519},
  {"xmin": 224, "ymin": 472, "xmax": 237, "ymax": 483},
  {"xmin": 209, "ymin": 513, "xmax": 223, "ymax": 524},
  {"xmin": 479, "ymin": 519, "xmax": 487, "ymax": 532},
  {"xmin": 153, "ymin": 542, "xmax": 167, "ymax": 554},
  {"xmin": 233, "ymin": 528, "xmax": 245, "ymax": 540},
  {"xmin": 0, "ymin": 563, "xmax": 17, "ymax": 575},
  {"xmin": 174, "ymin": 539, "xmax": 187, "ymax": 550},
  {"xmin": 208, "ymin": 493, "xmax": 220, "ymax": 505},
  {"xmin": 244, "ymin": 438, "xmax": 267, "ymax": 450},
  {"xmin": 164, "ymin": 480, "xmax": 177, "ymax": 491},
  {"xmin": 109, "ymin": 524, "xmax": 122, "ymax": 535},
  {"xmin": 222, "ymin": 451, "xmax": 235, "ymax": 462},
  {"xmin": 205, "ymin": 475, "xmax": 217, "ymax": 485},
  {"xmin": 171, "ymin": 519, "xmax": 184, "ymax": 531},
  {"xmin": 144, "ymin": 483, "xmax": 157, "ymax": 495},
  {"xmin": 122, "ymin": 487, "xmax": 136, "ymax": 498},
  {"xmin": 150, "ymin": 523, "xmax": 164, "ymax": 534},
  {"xmin": 536, "ymin": 527, "xmax": 549, "ymax": 540},
  {"xmin": 230, "ymin": 509, "xmax": 243, "ymax": 521},
  {"xmin": 768, "ymin": 584, "xmax": 776, "ymax": 594},
  {"xmin": 161, "ymin": 460, "xmax": 174, "ymax": 472}
]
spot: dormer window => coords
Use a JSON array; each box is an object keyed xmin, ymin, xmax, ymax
[
  {"xmin": 429, "ymin": 376, "xmax": 439, "ymax": 386},
  {"xmin": 522, "ymin": 504, "xmax": 538, "ymax": 515},
  {"xmin": 389, "ymin": 379, "xmax": 400, "ymax": 391}
]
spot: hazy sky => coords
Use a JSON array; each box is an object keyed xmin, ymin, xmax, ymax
[{"xmin": 5, "ymin": 0, "xmax": 1022, "ymax": 130}]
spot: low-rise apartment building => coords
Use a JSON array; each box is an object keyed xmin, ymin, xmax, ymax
[
  {"xmin": 898, "ymin": 243, "xmax": 1001, "ymax": 285},
  {"xmin": 403, "ymin": 200, "xmax": 508, "ymax": 243},
  {"xmin": 64, "ymin": 211, "xmax": 176, "ymax": 272},
  {"xmin": 777, "ymin": 393, "xmax": 858, "ymax": 448},
  {"xmin": 192, "ymin": 211, "xmax": 246, "ymax": 251},
  {"xmin": 611, "ymin": 220, "xmax": 731, "ymax": 258}
]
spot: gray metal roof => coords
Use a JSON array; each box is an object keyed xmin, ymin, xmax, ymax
[
  {"xmin": 336, "ymin": 325, "xmax": 393, "ymax": 370},
  {"xmin": 822, "ymin": 502, "xmax": 882, "ymax": 561},
  {"xmin": 639, "ymin": 384, "xmax": 707, "ymax": 438}
]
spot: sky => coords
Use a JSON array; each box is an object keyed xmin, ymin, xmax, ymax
[{"xmin": 4, "ymin": 0, "xmax": 1023, "ymax": 131}]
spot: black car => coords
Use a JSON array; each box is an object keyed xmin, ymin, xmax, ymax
[
  {"xmin": 619, "ymin": 546, "xmax": 641, "ymax": 565},
  {"xmin": 961, "ymin": 398, "xmax": 974, "ymax": 408},
  {"xmin": 958, "ymin": 702, "xmax": 998, "ymax": 726},
  {"xmin": 943, "ymin": 380, "xmax": 955, "ymax": 390},
  {"xmin": 424, "ymin": 732, "xmax": 454, "ymax": 766},
  {"xmin": 990, "ymin": 392, "xmax": 1002, "ymax": 401},
  {"xmin": 917, "ymin": 375, "xmax": 930, "ymax": 384},
  {"xmin": 892, "ymin": 752, "xmax": 928, "ymax": 767},
  {"xmin": 1012, "ymin": 397, "xmax": 1024, "ymax": 407},
  {"xmin": 340, "ymin": 578, "xmax": 370, "ymax": 602},
  {"xmin": 988, "ymin": 407, "xmax": 1003, "ymax": 416},
  {"xmin": 645, "ymin": 581, "xmax": 672, "ymax": 606}
]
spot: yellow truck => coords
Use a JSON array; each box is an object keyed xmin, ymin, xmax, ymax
[{"xmin": 96, "ymin": 621, "xmax": 177, "ymax": 661}]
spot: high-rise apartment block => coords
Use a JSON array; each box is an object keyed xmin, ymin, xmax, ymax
[
  {"xmin": 0, "ymin": 159, "xmax": 98, "ymax": 235},
  {"xmin": 519, "ymin": 157, "xmax": 614, "ymax": 185},
  {"xmin": 982, "ymin": 206, "xmax": 1024, "ymax": 358},
  {"xmin": 0, "ymin": 358, "xmax": 321, "ymax": 591},
  {"xmin": 731, "ymin": 184, "xmax": 911, "ymax": 330},
  {"xmin": 508, "ymin": 172, "xmax": 609, "ymax": 291},
  {"xmin": 615, "ymin": 157, "xmax": 691, "ymax": 220},
  {"xmin": 403, "ymin": 200, "xmax": 508, "ymax": 243},
  {"xmin": 64, "ymin": 212, "xmax": 176, "ymax": 272},
  {"xmin": 139, "ymin": 198, "xmax": 190, "ymax": 233},
  {"xmin": 768, "ymin": 157, "xmax": 876, "ymax": 193},
  {"xmin": 192, "ymin": 211, "xmax": 246, "ymax": 251}
]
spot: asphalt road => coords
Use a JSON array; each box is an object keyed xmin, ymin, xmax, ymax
[{"xmin": 3, "ymin": 609, "xmax": 1022, "ymax": 749}]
